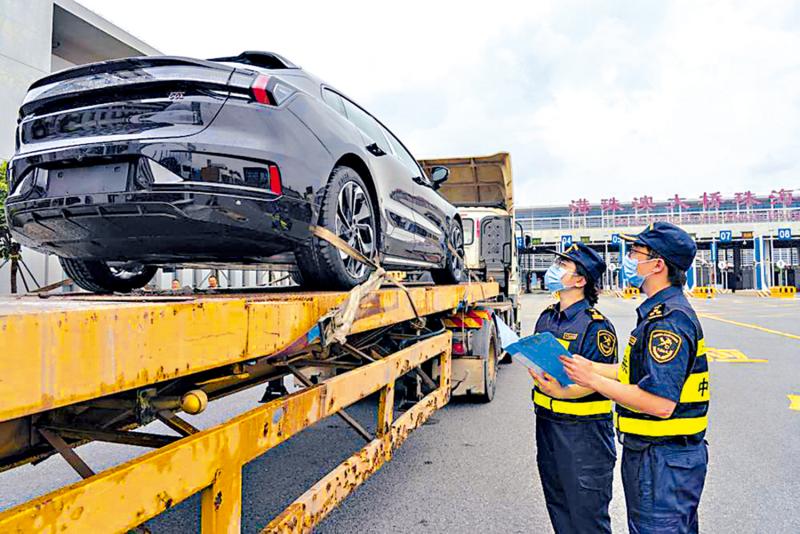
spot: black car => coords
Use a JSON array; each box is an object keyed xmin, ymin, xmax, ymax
[{"xmin": 5, "ymin": 51, "xmax": 465, "ymax": 292}]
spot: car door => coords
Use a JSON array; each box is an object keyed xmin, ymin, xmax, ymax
[
  {"xmin": 337, "ymin": 96, "xmax": 425, "ymax": 262},
  {"xmin": 381, "ymin": 129, "xmax": 448, "ymax": 265}
]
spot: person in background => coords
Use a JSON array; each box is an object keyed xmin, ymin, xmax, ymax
[
  {"xmin": 561, "ymin": 222, "xmax": 709, "ymax": 534},
  {"xmin": 531, "ymin": 243, "xmax": 618, "ymax": 534}
]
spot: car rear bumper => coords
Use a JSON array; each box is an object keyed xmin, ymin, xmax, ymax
[
  {"xmin": 5, "ymin": 138, "xmax": 323, "ymax": 262},
  {"xmin": 6, "ymin": 185, "xmax": 315, "ymax": 264}
]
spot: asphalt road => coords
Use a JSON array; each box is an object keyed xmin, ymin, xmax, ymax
[{"xmin": 2, "ymin": 293, "xmax": 799, "ymax": 532}]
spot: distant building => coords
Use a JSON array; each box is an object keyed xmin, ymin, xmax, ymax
[{"xmin": 517, "ymin": 190, "xmax": 800, "ymax": 291}]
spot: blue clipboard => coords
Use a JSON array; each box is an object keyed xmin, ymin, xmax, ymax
[{"xmin": 505, "ymin": 332, "xmax": 574, "ymax": 386}]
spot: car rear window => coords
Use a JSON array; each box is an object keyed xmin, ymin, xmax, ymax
[
  {"xmin": 322, "ymin": 89, "xmax": 346, "ymax": 116},
  {"xmin": 341, "ymin": 99, "xmax": 391, "ymax": 154}
]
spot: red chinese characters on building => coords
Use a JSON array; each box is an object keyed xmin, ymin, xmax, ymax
[
  {"xmin": 668, "ymin": 194, "xmax": 690, "ymax": 210},
  {"xmin": 601, "ymin": 197, "xmax": 623, "ymax": 213},
  {"xmin": 633, "ymin": 195, "xmax": 655, "ymax": 212},
  {"xmin": 769, "ymin": 189, "xmax": 794, "ymax": 208},
  {"xmin": 569, "ymin": 198, "xmax": 591, "ymax": 215},
  {"xmin": 700, "ymin": 192, "xmax": 722, "ymax": 210},
  {"xmin": 734, "ymin": 191, "xmax": 761, "ymax": 210}
]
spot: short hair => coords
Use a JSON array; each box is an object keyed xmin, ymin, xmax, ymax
[{"xmin": 574, "ymin": 263, "xmax": 600, "ymax": 306}]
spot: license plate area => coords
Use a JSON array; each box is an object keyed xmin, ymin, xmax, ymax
[{"xmin": 47, "ymin": 162, "xmax": 131, "ymax": 196}]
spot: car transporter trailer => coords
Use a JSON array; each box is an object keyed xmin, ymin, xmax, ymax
[{"xmin": 0, "ymin": 275, "xmax": 503, "ymax": 532}]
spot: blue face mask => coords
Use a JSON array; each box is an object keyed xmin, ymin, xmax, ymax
[
  {"xmin": 622, "ymin": 254, "xmax": 657, "ymax": 288},
  {"xmin": 545, "ymin": 264, "xmax": 574, "ymax": 293}
]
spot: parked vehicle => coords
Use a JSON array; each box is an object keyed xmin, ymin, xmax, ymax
[{"xmin": 5, "ymin": 51, "xmax": 465, "ymax": 292}]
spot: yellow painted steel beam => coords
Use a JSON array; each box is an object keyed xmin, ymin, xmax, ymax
[
  {"xmin": 0, "ymin": 283, "xmax": 495, "ymax": 423},
  {"xmin": 0, "ymin": 333, "xmax": 452, "ymax": 533},
  {"xmin": 265, "ymin": 385, "xmax": 450, "ymax": 533}
]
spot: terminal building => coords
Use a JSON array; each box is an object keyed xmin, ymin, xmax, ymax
[{"xmin": 517, "ymin": 191, "xmax": 800, "ymax": 291}]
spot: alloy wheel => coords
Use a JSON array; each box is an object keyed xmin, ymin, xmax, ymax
[
  {"xmin": 334, "ymin": 181, "xmax": 375, "ymax": 279},
  {"xmin": 107, "ymin": 261, "xmax": 150, "ymax": 280},
  {"xmin": 450, "ymin": 223, "xmax": 465, "ymax": 273}
]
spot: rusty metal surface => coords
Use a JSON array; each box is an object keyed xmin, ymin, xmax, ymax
[
  {"xmin": 265, "ymin": 348, "xmax": 451, "ymax": 533},
  {"xmin": 0, "ymin": 283, "xmax": 496, "ymax": 424},
  {"xmin": 0, "ymin": 333, "xmax": 452, "ymax": 533}
]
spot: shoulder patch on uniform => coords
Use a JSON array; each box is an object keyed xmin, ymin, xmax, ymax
[
  {"xmin": 647, "ymin": 303, "xmax": 666, "ymax": 320},
  {"xmin": 628, "ymin": 335, "xmax": 638, "ymax": 346},
  {"xmin": 562, "ymin": 332, "xmax": 578, "ymax": 340},
  {"xmin": 648, "ymin": 329, "xmax": 682, "ymax": 363},
  {"xmin": 597, "ymin": 329, "xmax": 616, "ymax": 357},
  {"xmin": 586, "ymin": 308, "xmax": 605, "ymax": 321}
]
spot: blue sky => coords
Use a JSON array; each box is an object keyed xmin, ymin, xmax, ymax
[{"xmin": 80, "ymin": 0, "xmax": 800, "ymax": 206}]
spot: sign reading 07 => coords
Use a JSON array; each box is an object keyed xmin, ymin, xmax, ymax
[{"xmin": 719, "ymin": 230, "xmax": 732, "ymax": 242}]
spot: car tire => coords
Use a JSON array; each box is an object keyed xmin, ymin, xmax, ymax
[
  {"xmin": 431, "ymin": 220, "xmax": 466, "ymax": 285},
  {"xmin": 60, "ymin": 258, "xmax": 157, "ymax": 293},
  {"xmin": 295, "ymin": 166, "xmax": 377, "ymax": 289}
]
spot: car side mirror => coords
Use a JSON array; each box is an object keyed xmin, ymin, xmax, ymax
[{"xmin": 430, "ymin": 166, "xmax": 449, "ymax": 190}]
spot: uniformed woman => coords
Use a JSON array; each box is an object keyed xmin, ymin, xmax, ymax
[
  {"xmin": 531, "ymin": 243, "xmax": 617, "ymax": 534},
  {"xmin": 561, "ymin": 222, "xmax": 709, "ymax": 534}
]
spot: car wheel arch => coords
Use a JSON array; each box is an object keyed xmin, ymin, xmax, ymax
[{"xmin": 333, "ymin": 153, "xmax": 382, "ymax": 251}]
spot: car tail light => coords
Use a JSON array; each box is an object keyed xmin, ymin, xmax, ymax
[
  {"xmin": 252, "ymin": 74, "xmax": 274, "ymax": 105},
  {"xmin": 268, "ymin": 164, "xmax": 282, "ymax": 195},
  {"xmin": 475, "ymin": 219, "xmax": 480, "ymax": 239},
  {"xmin": 452, "ymin": 341, "xmax": 466, "ymax": 355}
]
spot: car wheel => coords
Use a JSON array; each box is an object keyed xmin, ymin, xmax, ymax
[
  {"xmin": 431, "ymin": 220, "xmax": 465, "ymax": 285},
  {"xmin": 295, "ymin": 166, "xmax": 377, "ymax": 289},
  {"xmin": 60, "ymin": 258, "xmax": 157, "ymax": 293}
]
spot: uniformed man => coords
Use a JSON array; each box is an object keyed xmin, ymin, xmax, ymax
[
  {"xmin": 561, "ymin": 222, "xmax": 709, "ymax": 534},
  {"xmin": 531, "ymin": 243, "xmax": 618, "ymax": 534}
]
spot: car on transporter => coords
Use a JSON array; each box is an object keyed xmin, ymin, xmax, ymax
[{"xmin": 4, "ymin": 51, "xmax": 465, "ymax": 292}]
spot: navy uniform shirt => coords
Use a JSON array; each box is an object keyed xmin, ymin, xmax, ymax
[
  {"xmin": 618, "ymin": 285, "xmax": 708, "ymax": 443},
  {"xmin": 534, "ymin": 298, "xmax": 618, "ymax": 420}
]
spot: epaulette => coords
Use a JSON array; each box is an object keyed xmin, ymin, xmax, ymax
[
  {"xmin": 586, "ymin": 307, "xmax": 606, "ymax": 321},
  {"xmin": 545, "ymin": 304, "xmax": 557, "ymax": 312},
  {"xmin": 646, "ymin": 303, "xmax": 666, "ymax": 320}
]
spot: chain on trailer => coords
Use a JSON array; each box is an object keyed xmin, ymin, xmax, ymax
[{"xmin": 0, "ymin": 224, "xmax": 499, "ymax": 533}]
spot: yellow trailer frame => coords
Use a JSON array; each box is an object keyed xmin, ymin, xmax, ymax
[
  {"xmin": 0, "ymin": 282, "xmax": 498, "ymax": 532},
  {"xmin": 0, "ymin": 283, "xmax": 494, "ymax": 423},
  {"xmin": 0, "ymin": 332, "xmax": 452, "ymax": 533}
]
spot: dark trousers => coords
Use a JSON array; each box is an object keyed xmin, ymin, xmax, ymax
[
  {"xmin": 535, "ymin": 415, "xmax": 616, "ymax": 534},
  {"xmin": 621, "ymin": 440, "xmax": 708, "ymax": 534}
]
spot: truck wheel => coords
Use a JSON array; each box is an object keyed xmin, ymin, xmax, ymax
[
  {"xmin": 60, "ymin": 258, "xmax": 157, "ymax": 293},
  {"xmin": 431, "ymin": 220, "xmax": 465, "ymax": 285},
  {"xmin": 295, "ymin": 166, "xmax": 376, "ymax": 289},
  {"xmin": 475, "ymin": 330, "xmax": 498, "ymax": 403}
]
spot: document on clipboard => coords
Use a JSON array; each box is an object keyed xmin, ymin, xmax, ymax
[{"xmin": 504, "ymin": 332, "xmax": 574, "ymax": 386}]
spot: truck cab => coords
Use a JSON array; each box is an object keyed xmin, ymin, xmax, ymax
[{"xmin": 419, "ymin": 153, "xmax": 520, "ymax": 333}]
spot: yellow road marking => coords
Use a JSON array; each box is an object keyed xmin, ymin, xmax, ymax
[
  {"xmin": 698, "ymin": 313, "xmax": 800, "ymax": 341},
  {"xmin": 788, "ymin": 395, "xmax": 800, "ymax": 411},
  {"xmin": 706, "ymin": 347, "xmax": 767, "ymax": 363}
]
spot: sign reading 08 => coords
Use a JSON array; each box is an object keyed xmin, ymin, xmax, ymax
[{"xmin": 777, "ymin": 228, "xmax": 792, "ymax": 241}]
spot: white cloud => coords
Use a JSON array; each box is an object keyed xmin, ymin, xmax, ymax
[{"xmin": 78, "ymin": 0, "xmax": 800, "ymax": 206}]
